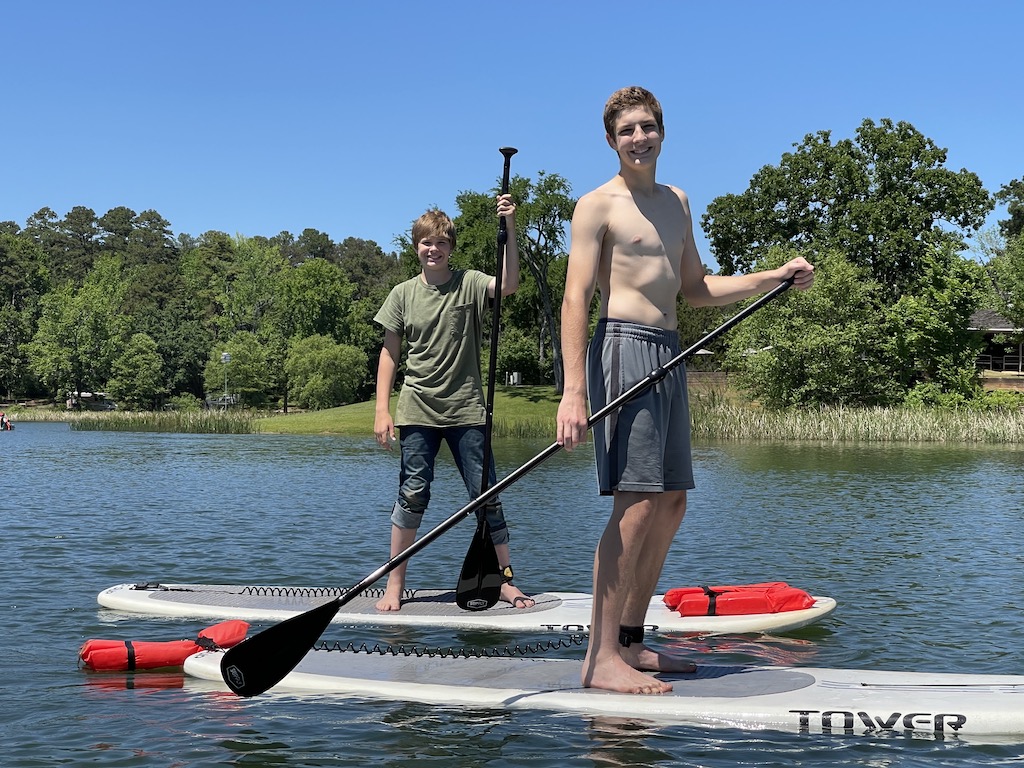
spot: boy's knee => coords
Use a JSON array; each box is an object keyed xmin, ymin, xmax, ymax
[
  {"xmin": 484, "ymin": 506, "xmax": 510, "ymax": 546},
  {"xmin": 390, "ymin": 501, "xmax": 424, "ymax": 530},
  {"xmin": 489, "ymin": 527, "xmax": 509, "ymax": 546},
  {"xmin": 398, "ymin": 484, "xmax": 430, "ymax": 513}
]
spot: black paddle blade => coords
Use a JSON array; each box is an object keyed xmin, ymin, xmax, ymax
[
  {"xmin": 455, "ymin": 518, "xmax": 502, "ymax": 612},
  {"xmin": 219, "ymin": 597, "xmax": 341, "ymax": 696}
]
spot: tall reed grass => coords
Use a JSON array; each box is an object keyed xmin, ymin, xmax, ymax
[
  {"xmin": 492, "ymin": 414, "xmax": 553, "ymax": 439},
  {"xmin": 67, "ymin": 410, "xmax": 257, "ymax": 434},
  {"xmin": 690, "ymin": 401, "xmax": 1024, "ymax": 443},
  {"xmin": 496, "ymin": 399, "xmax": 1024, "ymax": 443}
]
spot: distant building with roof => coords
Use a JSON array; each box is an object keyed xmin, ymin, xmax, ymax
[{"xmin": 969, "ymin": 309, "xmax": 1023, "ymax": 374}]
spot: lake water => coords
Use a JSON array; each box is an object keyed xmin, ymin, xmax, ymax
[{"xmin": 2, "ymin": 421, "xmax": 1023, "ymax": 766}]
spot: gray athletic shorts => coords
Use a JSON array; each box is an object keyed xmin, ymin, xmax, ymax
[{"xmin": 587, "ymin": 319, "xmax": 695, "ymax": 496}]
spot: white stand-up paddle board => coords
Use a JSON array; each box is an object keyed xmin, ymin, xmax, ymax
[
  {"xmin": 98, "ymin": 582, "xmax": 836, "ymax": 635},
  {"xmin": 185, "ymin": 649, "xmax": 1024, "ymax": 738}
]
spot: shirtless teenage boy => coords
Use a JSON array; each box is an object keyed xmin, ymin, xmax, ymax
[{"xmin": 556, "ymin": 86, "xmax": 815, "ymax": 695}]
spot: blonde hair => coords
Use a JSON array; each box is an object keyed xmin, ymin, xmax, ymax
[
  {"xmin": 603, "ymin": 86, "xmax": 664, "ymax": 137},
  {"xmin": 411, "ymin": 209, "xmax": 456, "ymax": 251}
]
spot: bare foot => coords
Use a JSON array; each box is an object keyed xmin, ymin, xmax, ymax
[
  {"xmin": 582, "ymin": 654, "xmax": 673, "ymax": 694},
  {"xmin": 375, "ymin": 587, "xmax": 403, "ymax": 612},
  {"xmin": 622, "ymin": 642, "xmax": 696, "ymax": 673},
  {"xmin": 500, "ymin": 582, "xmax": 535, "ymax": 609}
]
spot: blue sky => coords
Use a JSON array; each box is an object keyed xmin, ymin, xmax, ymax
[{"xmin": 3, "ymin": 1, "xmax": 1021, "ymax": 270}]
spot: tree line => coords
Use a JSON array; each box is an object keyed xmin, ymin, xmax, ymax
[{"xmin": 1, "ymin": 116, "xmax": 1022, "ymax": 411}]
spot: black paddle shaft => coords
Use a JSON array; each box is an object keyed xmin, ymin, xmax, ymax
[
  {"xmin": 456, "ymin": 146, "xmax": 517, "ymax": 611},
  {"xmin": 478, "ymin": 146, "xmax": 517, "ymax": 502},
  {"xmin": 220, "ymin": 277, "xmax": 794, "ymax": 697}
]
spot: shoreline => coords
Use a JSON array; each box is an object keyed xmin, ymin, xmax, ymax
[{"xmin": 7, "ymin": 393, "xmax": 1024, "ymax": 444}]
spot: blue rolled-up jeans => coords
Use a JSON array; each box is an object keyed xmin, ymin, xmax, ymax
[{"xmin": 390, "ymin": 424, "xmax": 509, "ymax": 546}]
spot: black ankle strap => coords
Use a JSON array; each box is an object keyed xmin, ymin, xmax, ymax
[
  {"xmin": 501, "ymin": 565, "xmax": 514, "ymax": 584},
  {"xmin": 619, "ymin": 625, "xmax": 644, "ymax": 647}
]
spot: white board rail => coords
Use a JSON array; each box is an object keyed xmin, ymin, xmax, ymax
[
  {"xmin": 184, "ymin": 650, "xmax": 1024, "ymax": 739},
  {"xmin": 98, "ymin": 582, "xmax": 837, "ymax": 635}
]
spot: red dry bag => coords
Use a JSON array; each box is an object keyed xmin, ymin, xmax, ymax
[
  {"xmin": 79, "ymin": 619, "xmax": 249, "ymax": 671},
  {"xmin": 662, "ymin": 582, "xmax": 815, "ymax": 616}
]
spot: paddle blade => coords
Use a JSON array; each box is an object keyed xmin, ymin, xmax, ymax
[
  {"xmin": 456, "ymin": 518, "xmax": 502, "ymax": 612},
  {"xmin": 219, "ymin": 597, "xmax": 340, "ymax": 696}
]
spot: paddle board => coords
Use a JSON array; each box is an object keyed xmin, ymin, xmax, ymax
[
  {"xmin": 185, "ymin": 649, "xmax": 1024, "ymax": 738},
  {"xmin": 98, "ymin": 582, "xmax": 836, "ymax": 635}
]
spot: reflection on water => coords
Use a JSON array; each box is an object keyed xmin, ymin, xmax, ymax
[
  {"xmin": 582, "ymin": 717, "xmax": 680, "ymax": 768},
  {"xmin": 657, "ymin": 630, "xmax": 830, "ymax": 668},
  {"xmin": 2, "ymin": 422, "xmax": 1023, "ymax": 765}
]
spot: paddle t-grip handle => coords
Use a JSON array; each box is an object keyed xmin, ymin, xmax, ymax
[{"xmin": 498, "ymin": 147, "xmax": 517, "ymax": 243}]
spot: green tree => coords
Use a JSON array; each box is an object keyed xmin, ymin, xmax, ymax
[
  {"xmin": 506, "ymin": 173, "xmax": 575, "ymax": 391},
  {"xmin": 995, "ymin": 178, "xmax": 1024, "ymax": 240},
  {"xmin": 0, "ymin": 302, "xmax": 30, "ymax": 399},
  {"xmin": 495, "ymin": 326, "xmax": 549, "ymax": 384},
  {"xmin": 97, "ymin": 206, "xmax": 137, "ymax": 253},
  {"xmin": 24, "ymin": 282, "xmax": 77, "ymax": 400},
  {"xmin": 330, "ymin": 237, "xmax": 401, "ymax": 397},
  {"xmin": 273, "ymin": 257, "xmax": 356, "ymax": 342},
  {"xmin": 180, "ymin": 230, "xmax": 236, "ymax": 343},
  {"xmin": 268, "ymin": 258, "xmax": 357, "ymax": 411},
  {"xmin": 725, "ymin": 248, "xmax": 900, "ymax": 407},
  {"xmin": 0, "ymin": 232, "xmax": 50, "ymax": 398},
  {"xmin": 126, "ymin": 210, "xmax": 178, "ymax": 268},
  {"xmin": 703, "ymin": 118, "xmax": 993, "ymax": 302},
  {"xmin": 203, "ymin": 332, "xmax": 273, "ymax": 408},
  {"xmin": 268, "ymin": 231, "xmax": 301, "ymax": 265},
  {"xmin": 22, "ymin": 208, "xmax": 62, "ymax": 282},
  {"xmin": 107, "ymin": 332, "xmax": 166, "ymax": 409},
  {"xmin": 296, "ymin": 228, "xmax": 335, "ymax": 263},
  {"xmin": 888, "ymin": 245, "xmax": 987, "ymax": 403},
  {"xmin": 335, "ymin": 237, "xmax": 401, "ymax": 304},
  {"xmin": 884, "ymin": 244, "xmax": 987, "ymax": 403},
  {"xmin": 25, "ymin": 254, "xmax": 131, "ymax": 402},
  {"xmin": 979, "ymin": 233, "xmax": 1024, "ymax": 335},
  {"xmin": 284, "ymin": 334, "xmax": 368, "ymax": 409},
  {"xmin": 724, "ymin": 244, "xmax": 984, "ymax": 408},
  {"xmin": 222, "ymin": 235, "xmax": 288, "ymax": 336},
  {"xmin": 452, "ymin": 172, "xmax": 576, "ymax": 390},
  {"xmin": 95, "ymin": 207, "xmax": 199, "ymax": 402},
  {"xmin": 265, "ymin": 228, "xmax": 337, "ymax": 267},
  {"xmin": 24, "ymin": 206, "xmax": 102, "ymax": 285},
  {"xmin": 673, "ymin": 262, "xmax": 736, "ymax": 362},
  {"xmin": 150, "ymin": 307, "xmax": 213, "ymax": 399}
]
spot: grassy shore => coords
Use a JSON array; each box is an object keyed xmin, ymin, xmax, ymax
[
  {"xmin": 257, "ymin": 386, "xmax": 564, "ymax": 439},
  {"xmin": 257, "ymin": 381, "xmax": 1024, "ymax": 444},
  {"xmin": 8, "ymin": 381, "xmax": 1024, "ymax": 443},
  {"xmin": 10, "ymin": 408, "xmax": 257, "ymax": 434},
  {"xmin": 690, "ymin": 402, "xmax": 1024, "ymax": 443}
]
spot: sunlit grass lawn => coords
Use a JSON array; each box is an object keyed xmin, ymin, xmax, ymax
[{"xmin": 258, "ymin": 386, "xmax": 561, "ymax": 439}]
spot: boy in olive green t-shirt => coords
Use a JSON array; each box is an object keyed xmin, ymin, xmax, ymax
[{"xmin": 372, "ymin": 198, "xmax": 534, "ymax": 613}]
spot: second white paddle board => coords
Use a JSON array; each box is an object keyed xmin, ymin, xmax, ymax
[{"xmin": 98, "ymin": 582, "xmax": 837, "ymax": 635}]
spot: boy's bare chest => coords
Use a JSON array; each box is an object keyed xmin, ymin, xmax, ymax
[{"xmin": 606, "ymin": 196, "xmax": 687, "ymax": 261}]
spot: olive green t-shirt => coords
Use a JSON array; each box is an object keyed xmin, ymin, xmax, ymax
[{"xmin": 374, "ymin": 269, "xmax": 491, "ymax": 427}]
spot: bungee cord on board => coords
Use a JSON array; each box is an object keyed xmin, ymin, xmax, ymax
[{"xmin": 313, "ymin": 634, "xmax": 588, "ymax": 660}]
